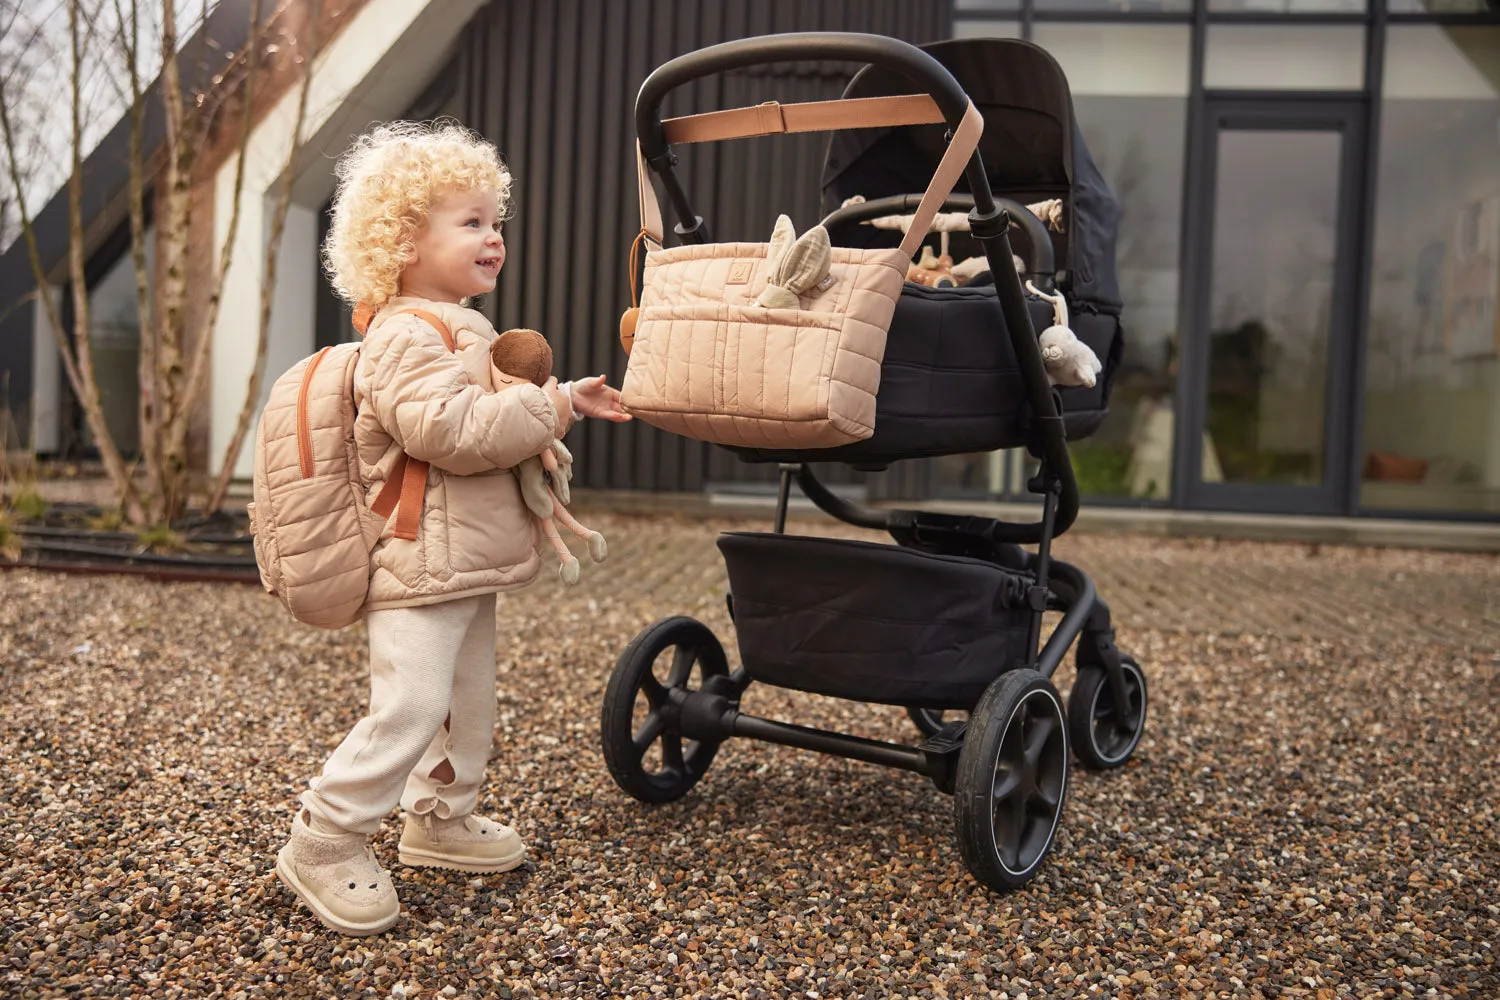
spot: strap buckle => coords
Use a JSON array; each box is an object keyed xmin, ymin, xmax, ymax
[{"xmin": 755, "ymin": 100, "xmax": 786, "ymax": 135}]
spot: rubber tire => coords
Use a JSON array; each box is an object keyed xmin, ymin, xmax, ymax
[
  {"xmin": 953, "ymin": 669, "xmax": 1069, "ymax": 892},
  {"xmin": 1067, "ymin": 656, "xmax": 1148, "ymax": 770},
  {"xmin": 600, "ymin": 616, "xmax": 729, "ymax": 804}
]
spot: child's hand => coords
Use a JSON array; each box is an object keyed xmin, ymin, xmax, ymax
[
  {"xmin": 543, "ymin": 378, "xmax": 574, "ymax": 436},
  {"xmin": 570, "ymin": 374, "xmax": 632, "ymax": 423}
]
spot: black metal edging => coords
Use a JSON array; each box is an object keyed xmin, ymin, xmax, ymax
[
  {"xmin": 1171, "ymin": 0, "xmax": 1211, "ymax": 509},
  {"xmin": 1346, "ymin": 0, "xmax": 1387, "ymax": 517},
  {"xmin": 1, "ymin": 556, "xmax": 261, "ymax": 585}
]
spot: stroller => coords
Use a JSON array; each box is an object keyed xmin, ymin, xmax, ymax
[{"xmin": 599, "ymin": 33, "xmax": 1147, "ymax": 892}]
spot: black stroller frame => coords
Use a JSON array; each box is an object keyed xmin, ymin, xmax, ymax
[{"xmin": 601, "ymin": 33, "xmax": 1149, "ymax": 892}]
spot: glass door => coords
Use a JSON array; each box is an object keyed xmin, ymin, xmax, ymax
[{"xmin": 1178, "ymin": 98, "xmax": 1366, "ymax": 515}]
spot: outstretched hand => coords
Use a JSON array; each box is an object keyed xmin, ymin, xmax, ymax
[{"xmin": 570, "ymin": 374, "xmax": 632, "ymax": 423}]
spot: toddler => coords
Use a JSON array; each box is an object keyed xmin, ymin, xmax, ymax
[{"xmin": 274, "ymin": 120, "xmax": 629, "ymax": 936}]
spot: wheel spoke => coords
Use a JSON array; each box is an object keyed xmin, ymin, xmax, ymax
[
  {"xmin": 991, "ymin": 799, "xmax": 1024, "ymax": 870},
  {"xmin": 1031, "ymin": 782, "xmax": 1061, "ymax": 812},
  {"xmin": 660, "ymin": 734, "xmax": 685, "ymax": 773},
  {"xmin": 666, "ymin": 644, "xmax": 696, "ymax": 687},
  {"xmin": 992, "ymin": 765, "xmax": 1023, "ymax": 803},
  {"xmin": 1023, "ymin": 711, "xmax": 1057, "ymax": 768},
  {"xmin": 639, "ymin": 673, "xmax": 668, "ymax": 708},
  {"xmin": 631, "ymin": 712, "xmax": 665, "ymax": 752}
]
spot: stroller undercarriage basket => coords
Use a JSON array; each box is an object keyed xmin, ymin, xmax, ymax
[{"xmin": 719, "ymin": 531, "xmax": 1035, "ymax": 709}]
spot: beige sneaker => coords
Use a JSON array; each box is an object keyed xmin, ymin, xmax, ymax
[
  {"xmin": 275, "ymin": 810, "xmax": 399, "ymax": 936},
  {"xmin": 398, "ymin": 812, "xmax": 526, "ymax": 873}
]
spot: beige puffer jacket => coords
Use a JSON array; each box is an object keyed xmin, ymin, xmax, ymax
[{"xmin": 355, "ymin": 296, "xmax": 560, "ymax": 610}]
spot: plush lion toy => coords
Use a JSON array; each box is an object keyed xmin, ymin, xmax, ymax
[{"xmin": 489, "ymin": 328, "xmax": 607, "ymax": 584}]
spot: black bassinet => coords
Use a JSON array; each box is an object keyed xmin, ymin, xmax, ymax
[{"xmin": 728, "ymin": 37, "xmax": 1125, "ymax": 467}]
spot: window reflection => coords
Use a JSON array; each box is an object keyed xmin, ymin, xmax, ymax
[
  {"xmin": 76, "ymin": 232, "xmax": 152, "ymax": 457},
  {"xmin": 1035, "ymin": 25, "xmax": 1190, "ymax": 501},
  {"xmin": 1363, "ymin": 26, "xmax": 1500, "ymax": 514}
]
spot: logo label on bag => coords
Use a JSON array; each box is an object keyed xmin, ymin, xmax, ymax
[{"xmin": 726, "ymin": 260, "xmax": 754, "ymax": 285}]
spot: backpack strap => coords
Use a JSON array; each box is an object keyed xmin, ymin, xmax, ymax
[{"xmin": 355, "ymin": 305, "xmax": 457, "ymax": 542}]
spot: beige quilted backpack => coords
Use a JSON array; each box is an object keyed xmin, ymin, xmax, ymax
[{"xmin": 248, "ymin": 308, "xmax": 454, "ymax": 629}]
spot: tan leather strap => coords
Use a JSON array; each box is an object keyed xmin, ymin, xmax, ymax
[
  {"xmin": 662, "ymin": 94, "xmax": 943, "ymax": 145},
  {"xmin": 392, "ymin": 455, "xmax": 430, "ymax": 541},
  {"xmin": 296, "ymin": 347, "xmax": 333, "ymax": 480},
  {"xmin": 895, "ymin": 101, "xmax": 984, "ymax": 259},
  {"xmin": 636, "ymin": 97, "xmax": 983, "ymax": 259},
  {"xmin": 370, "ymin": 452, "xmax": 408, "ymax": 520},
  {"xmin": 354, "ymin": 307, "xmax": 457, "ymax": 541},
  {"xmin": 635, "ymin": 142, "xmax": 665, "ymax": 251}
]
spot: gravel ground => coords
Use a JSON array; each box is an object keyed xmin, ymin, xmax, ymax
[{"xmin": 1, "ymin": 511, "xmax": 1496, "ymax": 999}]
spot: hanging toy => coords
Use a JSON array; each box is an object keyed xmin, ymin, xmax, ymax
[
  {"xmin": 1025, "ymin": 280, "xmax": 1102, "ymax": 388},
  {"xmin": 906, "ymin": 244, "xmax": 958, "ymax": 288}
]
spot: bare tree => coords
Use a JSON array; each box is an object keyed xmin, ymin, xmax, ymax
[
  {"xmin": 1, "ymin": 0, "xmax": 327, "ymax": 524},
  {"xmin": 1, "ymin": 0, "xmax": 147, "ymax": 520}
]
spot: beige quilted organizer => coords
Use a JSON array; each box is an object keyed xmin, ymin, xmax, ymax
[{"xmin": 620, "ymin": 95, "xmax": 983, "ymax": 450}]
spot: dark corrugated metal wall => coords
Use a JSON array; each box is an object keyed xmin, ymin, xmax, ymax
[{"xmin": 465, "ymin": 0, "xmax": 949, "ymax": 495}]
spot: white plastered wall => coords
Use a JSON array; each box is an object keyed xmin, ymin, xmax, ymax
[
  {"xmin": 210, "ymin": 0, "xmax": 487, "ymax": 481},
  {"xmin": 29, "ymin": 286, "xmax": 62, "ymax": 453}
]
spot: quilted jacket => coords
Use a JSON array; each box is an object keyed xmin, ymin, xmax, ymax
[{"xmin": 355, "ymin": 297, "xmax": 560, "ymax": 610}]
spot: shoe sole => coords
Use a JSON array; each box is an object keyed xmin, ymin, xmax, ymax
[
  {"xmin": 397, "ymin": 845, "xmax": 526, "ymax": 874},
  {"xmin": 274, "ymin": 853, "xmax": 400, "ymax": 937}
]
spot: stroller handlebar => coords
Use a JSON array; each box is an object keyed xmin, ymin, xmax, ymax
[{"xmin": 636, "ymin": 32, "xmax": 974, "ymax": 160}]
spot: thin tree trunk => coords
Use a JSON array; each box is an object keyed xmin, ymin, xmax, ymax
[
  {"xmin": 152, "ymin": 0, "xmax": 196, "ymax": 522},
  {"xmin": 204, "ymin": 0, "xmax": 322, "ymax": 513},
  {"xmin": 113, "ymin": 0, "xmax": 161, "ymax": 520},
  {"xmin": 63, "ymin": 0, "xmax": 143, "ymax": 521}
]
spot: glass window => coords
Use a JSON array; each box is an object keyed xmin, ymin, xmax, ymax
[
  {"xmin": 1209, "ymin": 0, "xmax": 1366, "ymax": 11},
  {"xmin": 953, "ymin": 20, "xmax": 1022, "ymax": 39},
  {"xmin": 1036, "ymin": 0, "xmax": 1193, "ymax": 11},
  {"xmin": 1205, "ymin": 26, "xmax": 1366, "ymax": 91},
  {"xmin": 1362, "ymin": 26, "xmax": 1500, "ymax": 515},
  {"xmin": 1031, "ymin": 25, "xmax": 1190, "ymax": 501},
  {"xmin": 1389, "ymin": 0, "xmax": 1490, "ymax": 11},
  {"xmin": 80, "ymin": 230, "xmax": 152, "ymax": 457},
  {"xmin": 1204, "ymin": 129, "xmax": 1342, "ymax": 486}
]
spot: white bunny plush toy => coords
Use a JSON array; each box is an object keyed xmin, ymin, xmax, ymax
[{"xmin": 1025, "ymin": 280, "xmax": 1103, "ymax": 389}]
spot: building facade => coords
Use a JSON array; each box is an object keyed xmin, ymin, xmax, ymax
[
  {"xmin": 951, "ymin": 0, "xmax": 1500, "ymax": 520},
  {"xmin": 4, "ymin": 0, "xmax": 1497, "ymax": 525}
]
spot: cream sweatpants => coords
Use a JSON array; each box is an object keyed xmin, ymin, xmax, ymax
[{"xmin": 300, "ymin": 593, "xmax": 498, "ymax": 836}]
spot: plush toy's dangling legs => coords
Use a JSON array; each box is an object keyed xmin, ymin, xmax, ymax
[
  {"xmin": 538, "ymin": 514, "xmax": 580, "ymax": 585},
  {"xmin": 548, "ymin": 491, "xmax": 607, "ymax": 563}
]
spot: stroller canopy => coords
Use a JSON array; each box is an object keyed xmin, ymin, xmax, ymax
[{"xmin": 821, "ymin": 37, "xmax": 1122, "ymax": 309}]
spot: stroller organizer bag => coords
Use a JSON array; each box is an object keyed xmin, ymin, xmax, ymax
[
  {"xmin": 600, "ymin": 33, "xmax": 1150, "ymax": 895},
  {"xmin": 719, "ymin": 532, "xmax": 1034, "ymax": 709}
]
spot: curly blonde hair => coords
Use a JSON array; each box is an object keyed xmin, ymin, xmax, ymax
[{"xmin": 322, "ymin": 120, "xmax": 512, "ymax": 311}]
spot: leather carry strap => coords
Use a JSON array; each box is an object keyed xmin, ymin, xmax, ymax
[
  {"xmin": 352, "ymin": 306, "xmax": 458, "ymax": 542},
  {"xmin": 636, "ymin": 95, "xmax": 983, "ymax": 260},
  {"xmin": 663, "ymin": 94, "xmax": 944, "ymax": 144}
]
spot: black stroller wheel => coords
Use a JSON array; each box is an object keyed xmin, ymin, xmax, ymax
[
  {"xmin": 954, "ymin": 669, "xmax": 1068, "ymax": 891},
  {"xmin": 601, "ymin": 616, "xmax": 733, "ymax": 804},
  {"xmin": 906, "ymin": 706, "xmax": 970, "ymax": 739},
  {"xmin": 1068, "ymin": 656, "xmax": 1148, "ymax": 770}
]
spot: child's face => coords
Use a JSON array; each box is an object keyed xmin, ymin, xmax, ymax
[{"xmin": 399, "ymin": 187, "xmax": 506, "ymax": 303}]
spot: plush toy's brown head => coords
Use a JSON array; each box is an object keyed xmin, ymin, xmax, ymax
[{"xmin": 490, "ymin": 328, "xmax": 553, "ymax": 387}]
